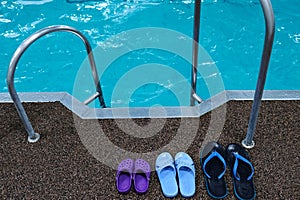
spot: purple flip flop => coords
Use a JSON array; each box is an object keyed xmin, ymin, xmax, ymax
[
  {"xmin": 133, "ymin": 159, "xmax": 151, "ymax": 194},
  {"xmin": 116, "ymin": 158, "xmax": 134, "ymax": 193}
]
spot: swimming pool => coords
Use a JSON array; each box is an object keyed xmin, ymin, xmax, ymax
[{"xmin": 0, "ymin": 0, "xmax": 299, "ymax": 107}]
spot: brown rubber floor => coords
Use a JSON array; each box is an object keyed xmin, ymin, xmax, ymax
[{"xmin": 0, "ymin": 101, "xmax": 299, "ymax": 199}]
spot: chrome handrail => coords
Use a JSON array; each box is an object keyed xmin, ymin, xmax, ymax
[
  {"xmin": 191, "ymin": 0, "xmax": 275, "ymax": 148},
  {"xmin": 6, "ymin": 25, "xmax": 106, "ymax": 143},
  {"xmin": 242, "ymin": 0, "xmax": 275, "ymax": 148},
  {"xmin": 190, "ymin": 0, "xmax": 203, "ymax": 106}
]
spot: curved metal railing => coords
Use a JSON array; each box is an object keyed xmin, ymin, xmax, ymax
[
  {"xmin": 190, "ymin": 0, "xmax": 203, "ymax": 106},
  {"xmin": 6, "ymin": 25, "xmax": 106, "ymax": 143},
  {"xmin": 192, "ymin": 0, "xmax": 275, "ymax": 148},
  {"xmin": 242, "ymin": 0, "xmax": 275, "ymax": 148}
]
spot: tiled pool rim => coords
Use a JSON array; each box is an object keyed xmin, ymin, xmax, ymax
[{"xmin": 0, "ymin": 90, "xmax": 299, "ymax": 119}]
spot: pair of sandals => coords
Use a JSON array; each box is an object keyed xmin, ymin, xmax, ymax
[
  {"xmin": 116, "ymin": 158, "xmax": 150, "ymax": 194},
  {"xmin": 200, "ymin": 142, "xmax": 256, "ymax": 200},
  {"xmin": 156, "ymin": 152, "xmax": 196, "ymax": 198}
]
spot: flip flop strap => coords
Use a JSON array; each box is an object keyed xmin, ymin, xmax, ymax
[
  {"xmin": 116, "ymin": 159, "xmax": 134, "ymax": 179},
  {"xmin": 157, "ymin": 160, "xmax": 176, "ymax": 175},
  {"xmin": 233, "ymin": 153, "xmax": 254, "ymax": 181},
  {"xmin": 203, "ymin": 151, "xmax": 226, "ymax": 179},
  {"xmin": 116, "ymin": 166, "xmax": 133, "ymax": 174},
  {"xmin": 134, "ymin": 167, "xmax": 151, "ymax": 180},
  {"xmin": 175, "ymin": 160, "xmax": 195, "ymax": 175}
]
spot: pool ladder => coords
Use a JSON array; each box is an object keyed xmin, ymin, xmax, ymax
[
  {"xmin": 7, "ymin": 0, "xmax": 274, "ymax": 147},
  {"xmin": 192, "ymin": 0, "xmax": 275, "ymax": 148},
  {"xmin": 6, "ymin": 25, "xmax": 106, "ymax": 142}
]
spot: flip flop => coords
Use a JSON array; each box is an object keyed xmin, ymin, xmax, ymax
[
  {"xmin": 225, "ymin": 143, "xmax": 256, "ymax": 200},
  {"xmin": 116, "ymin": 158, "xmax": 134, "ymax": 193},
  {"xmin": 175, "ymin": 152, "xmax": 196, "ymax": 198},
  {"xmin": 200, "ymin": 141, "xmax": 228, "ymax": 199},
  {"xmin": 156, "ymin": 152, "xmax": 178, "ymax": 198},
  {"xmin": 133, "ymin": 159, "xmax": 151, "ymax": 194}
]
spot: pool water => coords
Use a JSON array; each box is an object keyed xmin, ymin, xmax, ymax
[{"xmin": 0, "ymin": 0, "xmax": 299, "ymax": 107}]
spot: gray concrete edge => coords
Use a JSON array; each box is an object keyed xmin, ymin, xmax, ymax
[{"xmin": 0, "ymin": 90, "xmax": 299, "ymax": 119}]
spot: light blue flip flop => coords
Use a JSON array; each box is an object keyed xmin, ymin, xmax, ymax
[
  {"xmin": 175, "ymin": 152, "xmax": 196, "ymax": 198},
  {"xmin": 156, "ymin": 152, "xmax": 178, "ymax": 198}
]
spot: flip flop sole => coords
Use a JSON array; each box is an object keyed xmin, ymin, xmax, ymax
[
  {"xmin": 175, "ymin": 152, "xmax": 195, "ymax": 198},
  {"xmin": 116, "ymin": 158, "xmax": 134, "ymax": 193},
  {"xmin": 134, "ymin": 159, "xmax": 151, "ymax": 194},
  {"xmin": 200, "ymin": 142, "xmax": 228, "ymax": 199},
  {"xmin": 156, "ymin": 152, "xmax": 178, "ymax": 198},
  {"xmin": 159, "ymin": 167, "xmax": 178, "ymax": 197},
  {"xmin": 117, "ymin": 172, "xmax": 132, "ymax": 192},
  {"xmin": 226, "ymin": 143, "xmax": 256, "ymax": 200}
]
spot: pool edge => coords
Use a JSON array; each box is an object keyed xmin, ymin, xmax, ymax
[{"xmin": 0, "ymin": 90, "xmax": 299, "ymax": 119}]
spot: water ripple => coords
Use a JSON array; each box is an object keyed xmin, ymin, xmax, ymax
[
  {"xmin": 0, "ymin": 16, "xmax": 11, "ymax": 23},
  {"xmin": 17, "ymin": 0, "xmax": 53, "ymax": 5},
  {"xmin": 289, "ymin": 34, "xmax": 300, "ymax": 44},
  {"xmin": 1, "ymin": 30, "xmax": 20, "ymax": 38}
]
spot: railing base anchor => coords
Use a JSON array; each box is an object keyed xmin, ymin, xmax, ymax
[
  {"xmin": 28, "ymin": 133, "xmax": 40, "ymax": 143},
  {"xmin": 241, "ymin": 139, "xmax": 255, "ymax": 149}
]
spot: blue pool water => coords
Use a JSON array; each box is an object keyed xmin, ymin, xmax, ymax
[{"xmin": 0, "ymin": 0, "xmax": 299, "ymax": 107}]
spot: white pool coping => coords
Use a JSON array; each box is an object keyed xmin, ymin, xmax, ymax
[{"xmin": 0, "ymin": 90, "xmax": 299, "ymax": 119}]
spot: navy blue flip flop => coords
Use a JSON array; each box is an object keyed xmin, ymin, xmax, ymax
[
  {"xmin": 200, "ymin": 142, "xmax": 228, "ymax": 199},
  {"xmin": 225, "ymin": 143, "xmax": 256, "ymax": 200}
]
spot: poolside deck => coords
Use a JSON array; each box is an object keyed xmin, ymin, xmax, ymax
[{"xmin": 1, "ymin": 100, "xmax": 299, "ymax": 199}]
